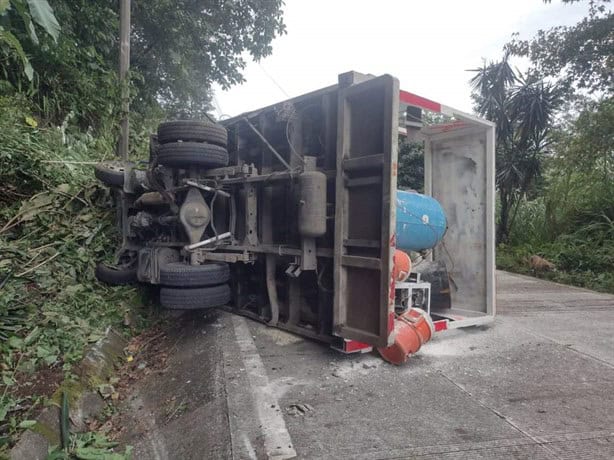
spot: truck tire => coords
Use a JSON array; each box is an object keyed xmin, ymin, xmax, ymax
[
  {"xmin": 157, "ymin": 121, "xmax": 227, "ymax": 147},
  {"xmin": 157, "ymin": 142, "xmax": 229, "ymax": 169},
  {"xmin": 160, "ymin": 284, "xmax": 231, "ymax": 310},
  {"xmin": 94, "ymin": 161, "xmax": 131, "ymax": 188},
  {"xmin": 159, "ymin": 262, "xmax": 230, "ymax": 287},
  {"xmin": 95, "ymin": 263, "xmax": 137, "ymax": 285}
]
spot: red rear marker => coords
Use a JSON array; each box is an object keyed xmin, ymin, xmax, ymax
[{"xmin": 400, "ymin": 90, "xmax": 441, "ymax": 113}]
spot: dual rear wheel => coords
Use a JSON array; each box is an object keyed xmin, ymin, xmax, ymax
[
  {"xmin": 158, "ymin": 262, "xmax": 231, "ymax": 310},
  {"xmin": 154, "ymin": 121, "xmax": 232, "ymax": 310},
  {"xmin": 96, "ymin": 260, "xmax": 231, "ymax": 310},
  {"xmin": 156, "ymin": 120, "xmax": 229, "ymax": 170},
  {"xmin": 93, "ymin": 120, "xmax": 232, "ymax": 310}
]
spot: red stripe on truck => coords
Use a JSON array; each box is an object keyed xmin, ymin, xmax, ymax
[{"xmin": 399, "ymin": 90, "xmax": 441, "ymax": 113}]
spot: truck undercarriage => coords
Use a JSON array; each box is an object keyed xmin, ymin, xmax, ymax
[{"xmin": 94, "ymin": 71, "xmax": 496, "ymax": 363}]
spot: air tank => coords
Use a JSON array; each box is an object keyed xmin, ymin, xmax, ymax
[
  {"xmin": 396, "ymin": 190, "xmax": 447, "ymax": 252},
  {"xmin": 298, "ymin": 168, "xmax": 327, "ymax": 238}
]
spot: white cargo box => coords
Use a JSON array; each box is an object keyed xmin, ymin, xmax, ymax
[{"xmin": 399, "ymin": 89, "xmax": 496, "ymax": 332}]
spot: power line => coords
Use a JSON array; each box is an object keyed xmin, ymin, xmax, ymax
[
  {"xmin": 258, "ymin": 63, "xmax": 290, "ymax": 98},
  {"xmin": 211, "ymin": 94, "xmax": 224, "ymax": 117}
]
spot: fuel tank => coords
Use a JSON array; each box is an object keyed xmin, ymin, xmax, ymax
[{"xmin": 396, "ymin": 190, "xmax": 447, "ymax": 252}]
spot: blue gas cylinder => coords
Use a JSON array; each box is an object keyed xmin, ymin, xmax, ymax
[{"xmin": 396, "ymin": 191, "xmax": 447, "ymax": 252}]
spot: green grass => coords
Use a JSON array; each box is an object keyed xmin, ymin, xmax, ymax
[
  {"xmin": 497, "ymin": 183, "xmax": 614, "ymax": 295},
  {"xmin": 0, "ymin": 95, "xmax": 151, "ymax": 454},
  {"xmin": 497, "ymin": 242, "xmax": 614, "ymax": 294}
]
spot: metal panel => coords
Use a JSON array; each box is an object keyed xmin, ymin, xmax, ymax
[
  {"xmin": 334, "ymin": 74, "xmax": 399, "ymax": 347},
  {"xmin": 425, "ymin": 125, "xmax": 495, "ymax": 316}
]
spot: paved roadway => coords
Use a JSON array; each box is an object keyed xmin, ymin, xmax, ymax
[{"xmin": 117, "ymin": 271, "xmax": 614, "ymax": 459}]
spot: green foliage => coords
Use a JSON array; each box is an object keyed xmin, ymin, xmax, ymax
[
  {"xmin": 132, "ymin": 0, "xmax": 285, "ymax": 114},
  {"xmin": 507, "ymin": 0, "xmax": 613, "ymax": 95},
  {"xmin": 495, "ymin": 3, "xmax": 613, "ymax": 291},
  {"xmin": 539, "ymin": 98, "xmax": 613, "ymax": 236},
  {"xmin": 0, "ymin": 27, "xmax": 33, "ymax": 80},
  {"xmin": 24, "ymin": 0, "xmax": 59, "ymax": 41},
  {"xmin": 1, "ymin": 0, "xmax": 286, "ymax": 124},
  {"xmin": 0, "ymin": 0, "xmax": 60, "ymax": 81},
  {"xmin": 131, "ymin": 0, "xmax": 286, "ymax": 117},
  {"xmin": 498, "ymin": 96, "xmax": 614, "ymax": 293},
  {"xmin": 47, "ymin": 431, "xmax": 133, "ymax": 459},
  {"xmin": 44, "ymin": 392, "xmax": 131, "ymax": 459},
  {"xmin": 0, "ymin": 95, "xmax": 144, "ymax": 451},
  {"xmin": 8, "ymin": 0, "xmax": 123, "ymax": 128},
  {"xmin": 556, "ymin": 97, "xmax": 614, "ymax": 172},
  {"xmin": 470, "ymin": 56, "xmax": 562, "ymax": 243},
  {"xmin": 503, "ymin": 196, "xmax": 549, "ymax": 246},
  {"xmin": 497, "ymin": 239, "xmax": 614, "ymax": 294},
  {"xmin": 0, "ymin": 96, "xmax": 94, "ymax": 198},
  {"xmin": 397, "ymin": 139, "xmax": 424, "ymax": 192}
]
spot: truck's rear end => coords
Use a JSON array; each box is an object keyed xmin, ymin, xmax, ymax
[{"xmin": 218, "ymin": 71, "xmax": 495, "ymax": 352}]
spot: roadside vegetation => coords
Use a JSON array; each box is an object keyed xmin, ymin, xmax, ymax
[
  {"xmin": 496, "ymin": 96, "xmax": 614, "ymax": 292},
  {"xmin": 0, "ymin": 94, "xmax": 147, "ymax": 452},
  {"xmin": 471, "ymin": 0, "xmax": 613, "ymax": 293},
  {"xmin": 0, "ymin": 0, "xmax": 285, "ymax": 455}
]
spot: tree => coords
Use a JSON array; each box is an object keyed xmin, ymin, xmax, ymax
[
  {"xmin": 130, "ymin": 0, "xmax": 286, "ymax": 117},
  {"xmin": 0, "ymin": 1, "xmax": 286, "ymax": 126},
  {"xmin": 545, "ymin": 96, "xmax": 613, "ymax": 229},
  {"xmin": 506, "ymin": 0, "xmax": 613, "ymax": 95},
  {"xmin": 0, "ymin": 0, "xmax": 60, "ymax": 81},
  {"xmin": 562, "ymin": 97, "xmax": 614, "ymax": 176},
  {"xmin": 470, "ymin": 55, "xmax": 562, "ymax": 243}
]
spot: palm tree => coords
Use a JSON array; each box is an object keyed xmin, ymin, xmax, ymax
[{"xmin": 470, "ymin": 55, "xmax": 562, "ymax": 243}]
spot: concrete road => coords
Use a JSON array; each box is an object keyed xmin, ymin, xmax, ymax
[{"xmin": 117, "ymin": 272, "xmax": 614, "ymax": 459}]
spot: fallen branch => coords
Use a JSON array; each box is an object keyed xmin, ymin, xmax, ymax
[
  {"xmin": 0, "ymin": 202, "xmax": 53, "ymax": 235},
  {"xmin": 15, "ymin": 252, "xmax": 60, "ymax": 277}
]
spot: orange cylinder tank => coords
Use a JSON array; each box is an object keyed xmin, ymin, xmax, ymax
[
  {"xmin": 392, "ymin": 249, "xmax": 412, "ymax": 282},
  {"xmin": 377, "ymin": 308, "xmax": 434, "ymax": 365}
]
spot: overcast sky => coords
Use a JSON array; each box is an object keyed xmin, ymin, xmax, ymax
[{"xmin": 214, "ymin": 0, "xmax": 587, "ymax": 117}]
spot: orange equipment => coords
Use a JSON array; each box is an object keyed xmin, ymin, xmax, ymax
[
  {"xmin": 377, "ymin": 307, "xmax": 434, "ymax": 365},
  {"xmin": 392, "ymin": 249, "xmax": 412, "ymax": 282}
]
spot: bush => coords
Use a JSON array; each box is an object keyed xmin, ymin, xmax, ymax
[
  {"xmin": 498, "ymin": 200, "xmax": 614, "ymax": 293},
  {"xmin": 499, "ymin": 119, "xmax": 614, "ymax": 296},
  {"xmin": 506, "ymin": 197, "xmax": 549, "ymax": 246},
  {"xmin": 0, "ymin": 95, "xmax": 149, "ymax": 449}
]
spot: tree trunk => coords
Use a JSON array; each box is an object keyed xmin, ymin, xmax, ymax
[{"xmin": 497, "ymin": 189, "xmax": 510, "ymax": 244}]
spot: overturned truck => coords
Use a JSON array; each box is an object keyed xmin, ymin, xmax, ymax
[{"xmin": 94, "ymin": 71, "xmax": 496, "ymax": 364}]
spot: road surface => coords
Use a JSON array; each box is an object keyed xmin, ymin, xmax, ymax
[{"xmin": 116, "ymin": 271, "xmax": 614, "ymax": 459}]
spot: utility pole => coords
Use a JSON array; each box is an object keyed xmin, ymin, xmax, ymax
[
  {"xmin": 118, "ymin": 0, "xmax": 131, "ymax": 250},
  {"xmin": 119, "ymin": 0, "xmax": 131, "ymax": 160}
]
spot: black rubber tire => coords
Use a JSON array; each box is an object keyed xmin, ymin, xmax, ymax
[
  {"xmin": 95, "ymin": 263, "xmax": 137, "ymax": 285},
  {"xmin": 157, "ymin": 121, "xmax": 227, "ymax": 147},
  {"xmin": 160, "ymin": 284, "xmax": 231, "ymax": 310},
  {"xmin": 94, "ymin": 161, "xmax": 131, "ymax": 188},
  {"xmin": 157, "ymin": 142, "xmax": 229, "ymax": 169},
  {"xmin": 159, "ymin": 262, "xmax": 230, "ymax": 287}
]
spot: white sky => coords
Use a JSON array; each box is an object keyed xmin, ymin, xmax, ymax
[{"xmin": 214, "ymin": 0, "xmax": 588, "ymax": 117}]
